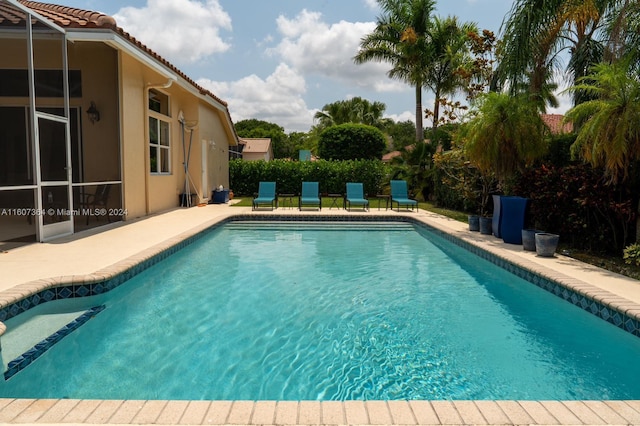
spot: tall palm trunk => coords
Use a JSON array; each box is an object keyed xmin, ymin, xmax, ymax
[{"xmin": 415, "ymin": 84, "xmax": 424, "ymax": 142}]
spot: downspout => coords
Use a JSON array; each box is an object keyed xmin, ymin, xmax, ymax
[{"xmin": 143, "ymin": 78, "xmax": 176, "ymax": 215}]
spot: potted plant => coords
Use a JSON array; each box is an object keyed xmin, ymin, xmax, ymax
[
  {"xmin": 433, "ymin": 143, "xmax": 497, "ymax": 234},
  {"xmin": 463, "ymin": 92, "xmax": 549, "ymax": 244}
]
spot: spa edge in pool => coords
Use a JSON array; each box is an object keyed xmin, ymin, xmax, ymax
[{"xmin": 0, "ymin": 216, "xmax": 639, "ymax": 400}]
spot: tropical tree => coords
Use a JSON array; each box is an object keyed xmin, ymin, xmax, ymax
[
  {"xmin": 314, "ymin": 97, "xmax": 387, "ymax": 130},
  {"xmin": 462, "ymin": 91, "xmax": 549, "ymax": 191},
  {"xmin": 354, "ymin": 0, "xmax": 436, "ymax": 142},
  {"xmin": 565, "ymin": 61, "xmax": 640, "ymax": 184},
  {"xmin": 422, "ymin": 16, "xmax": 478, "ymax": 137},
  {"xmin": 496, "ymin": 0, "xmax": 625, "ymax": 106}
]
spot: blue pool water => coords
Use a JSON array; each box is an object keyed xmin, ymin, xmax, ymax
[{"xmin": 2, "ymin": 221, "xmax": 640, "ymax": 400}]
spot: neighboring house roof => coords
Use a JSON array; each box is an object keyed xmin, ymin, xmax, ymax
[
  {"xmin": 2, "ymin": 0, "xmax": 239, "ymax": 144},
  {"xmin": 542, "ymin": 114, "xmax": 573, "ymax": 134},
  {"xmin": 239, "ymin": 138, "xmax": 272, "ymax": 154},
  {"xmin": 382, "ymin": 150, "xmax": 401, "ymax": 162}
]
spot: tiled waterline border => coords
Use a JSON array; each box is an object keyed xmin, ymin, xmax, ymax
[{"xmin": 0, "ymin": 213, "xmax": 639, "ymax": 340}]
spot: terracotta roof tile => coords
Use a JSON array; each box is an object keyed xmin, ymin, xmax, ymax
[
  {"xmin": 542, "ymin": 113, "xmax": 573, "ymax": 134},
  {"xmin": 2, "ymin": 1, "xmax": 229, "ymax": 109}
]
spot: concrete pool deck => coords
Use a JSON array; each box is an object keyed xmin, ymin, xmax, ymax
[{"xmin": 1, "ymin": 202, "xmax": 640, "ymax": 425}]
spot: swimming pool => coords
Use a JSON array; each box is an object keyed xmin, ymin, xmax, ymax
[{"xmin": 1, "ymin": 220, "xmax": 640, "ymax": 400}]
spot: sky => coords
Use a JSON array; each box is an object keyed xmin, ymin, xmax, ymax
[{"xmin": 48, "ymin": 0, "xmax": 571, "ymax": 133}]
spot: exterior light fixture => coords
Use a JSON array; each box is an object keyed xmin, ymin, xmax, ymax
[{"xmin": 86, "ymin": 101, "xmax": 100, "ymax": 124}]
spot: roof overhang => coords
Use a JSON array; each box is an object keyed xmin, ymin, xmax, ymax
[{"xmin": 65, "ymin": 28, "xmax": 238, "ymax": 146}]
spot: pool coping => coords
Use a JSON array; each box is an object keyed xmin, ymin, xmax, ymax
[{"xmin": 1, "ymin": 208, "xmax": 640, "ymax": 425}]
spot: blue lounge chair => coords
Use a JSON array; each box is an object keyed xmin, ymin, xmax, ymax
[
  {"xmin": 299, "ymin": 181, "xmax": 321, "ymax": 210},
  {"xmin": 252, "ymin": 181, "xmax": 277, "ymax": 210},
  {"xmin": 345, "ymin": 182, "xmax": 369, "ymax": 211},
  {"xmin": 390, "ymin": 180, "xmax": 417, "ymax": 212}
]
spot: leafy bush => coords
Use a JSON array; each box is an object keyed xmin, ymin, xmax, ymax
[
  {"xmin": 623, "ymin": 243, "xmax": 640, "ymax": 266},
  {"xmin": 514, "ymin": 163, "xmax": 637, "ymax": 254},
  {"xmin": 318, "ymin": 124, "xmax": 386, "ymax": 160},
  {"xmin": 229, "ymin": 159, "xmax": 389, "ymax": 196}
]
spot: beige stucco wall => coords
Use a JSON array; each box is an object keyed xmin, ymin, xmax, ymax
[
  {"xmin": 0, "ymin": 34, "xmax": 235, "ymax": 221},
  {"xmin": 118, "ymin": 51, "xmax": 235, "ymax": 216}
]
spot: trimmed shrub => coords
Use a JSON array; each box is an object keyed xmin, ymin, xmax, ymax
[
  {"xmin": 318, "ymin": 124, "xmax": 386, "ymax": 160},
  {"xmin": 229, "ymin": 159, "xmax": 389, "ymax": 197}
]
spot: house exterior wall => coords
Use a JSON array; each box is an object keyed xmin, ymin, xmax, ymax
[
  {"xmin": 118, "ymin": 52, "xmax": 234, "ymax": 216},
  {"xmin": 0, "ymin": 33, "xmax": 235, "ymax": 222},
  {"xmin": 243, "ymin": 152, "xmax": 269, "ymax": 161}
]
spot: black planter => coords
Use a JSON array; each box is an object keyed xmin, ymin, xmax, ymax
[
  {"xmin": 468, "ymin": 215, "xmax": 480, "ymax": 231},
  {"xmin": 479, "ymin": 216, "xmax": 493, "ymax": 235}
]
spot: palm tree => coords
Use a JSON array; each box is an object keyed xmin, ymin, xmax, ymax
[
  {"xmin": 314, "ymin": 97, "xmax": 387, "ymax": 130},
  {"xmin": 354, "ymin": 0, "xmax": 436, "ymax": 143},
  {"xmin": 423, "ymin": 16, "xmax": 477, "ymax": 137},
  {"xmin": 564, "ymin": 60, "xmax": 640, "ymax": 242},
  {"xmin": 565, "ymin": 61, "xmax": 640, "ymax": 184},
  {"xmin": 462, "ymin": 91, "xmax": 549, "ymax": 191},
  {"xmin": 496, "ymin": 0, "xmax": 623, "ymax": 106}
]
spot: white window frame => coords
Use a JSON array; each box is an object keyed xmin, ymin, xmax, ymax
[{"xmin": 148, "ymin": 90, "xmax": 171, "ymax": 175}]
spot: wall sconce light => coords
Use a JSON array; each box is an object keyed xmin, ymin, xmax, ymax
[{"xmin": 86, "ymin": 101, "xmax": 100, "ymax": 124}]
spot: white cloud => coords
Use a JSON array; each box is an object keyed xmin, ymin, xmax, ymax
[
  {"xmin": 385, "ymin": 110, "xmax": 415, "ymax": 124},
  {"xmin": 268, "ymin": 10, "xmax": 405, "ymax": 93},
  {"xmin": 114, "ymin": 0, "xmax": 232, "ymax": 63},
  {"xmin": 363, "ymin": 0, "xmax": 379, "ymax": 10},
  {"xmin": 197, "ymin": 64, "xmax": 315, "ymax": 133}
]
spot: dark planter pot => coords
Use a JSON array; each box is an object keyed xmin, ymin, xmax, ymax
[
  {"xmin": 479, "ymin": 216, "xmax": 493, "ymax": 235},
  {"xmin": 468, "ymin": 215, "xmax": 480, "ymax": 232},
  {"xmin": 491, "ymin": 194, "xmax": 502, "ymax": 238},
  {"xmin": 500, "ymin": 196, "xmax": 530, "ymax": 245},
  {"xmin": 522, "ymin": 229, "xmax": 542, "ymax": 251},
  {"xmin": 535, "ymin": 233, "xmax": 560, "ymax": 257}
]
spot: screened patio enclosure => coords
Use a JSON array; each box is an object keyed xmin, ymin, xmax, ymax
[{"xmin": 0, "ymin": 0, "xmax": 122, "ymax": 248}]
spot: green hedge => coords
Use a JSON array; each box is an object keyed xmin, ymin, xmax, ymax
[{"xmin": 230, "ymin": 159, "xmax": 389, "ymax": 196}]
